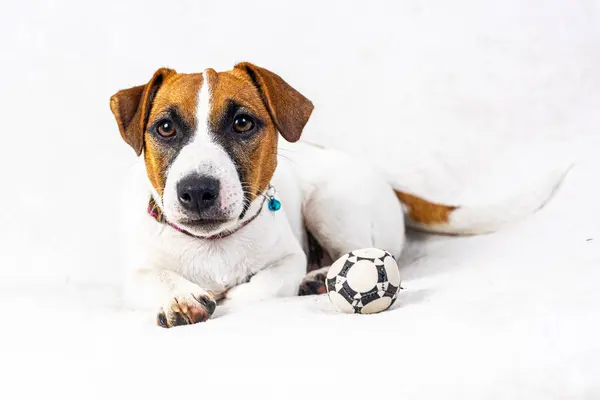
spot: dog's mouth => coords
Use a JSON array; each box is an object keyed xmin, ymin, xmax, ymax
[
  {"xmin": 181, "ymin": 218, "xmax": 231, "ymax": 228},
  {"xmin": 175, "ymin": 217, "xmax": 237, "ymax": 236}
]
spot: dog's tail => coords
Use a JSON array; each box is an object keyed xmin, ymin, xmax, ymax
[{"xmin": 393, "ymin": 167, "xmax": 571, "ymax": 235}]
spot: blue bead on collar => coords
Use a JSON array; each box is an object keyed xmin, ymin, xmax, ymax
[{"xmin": 266, "ymin": 185, "xmax": 281, "ymax": 212}]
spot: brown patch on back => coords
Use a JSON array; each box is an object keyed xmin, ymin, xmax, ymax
[{"xmin": 395, "ymin": 190, "xmax": 458, "ymax": 225}]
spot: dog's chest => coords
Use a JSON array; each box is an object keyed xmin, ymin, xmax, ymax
[
  {"xmin": 151, "ymin": 211, "xmax": 287, "ymax": 294},
  {"xmin": 178, "ymin": 239, "xmax": 272, "ymax": 293}
]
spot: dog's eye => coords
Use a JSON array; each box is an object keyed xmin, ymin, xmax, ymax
[
  {"xmin": 157, "ymin": 119, "xmax": 176, "ymax": 137},
  {"xmin": 232, "ymin": 115, "xmax": 255, "ymax": 134}
]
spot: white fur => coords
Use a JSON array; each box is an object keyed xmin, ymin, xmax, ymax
[
  {"xmin": 122, "ymin": 158, "xmax": 306, "ymax": 317},
  {"xmin": 392, "ymin": 166, "xmax": 572, "ymax": 235},
  {"xmin": 121, "ymin": 138, "xmax": 407, "ymax": 324}
]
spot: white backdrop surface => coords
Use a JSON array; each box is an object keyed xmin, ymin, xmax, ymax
[{"xmin": 0, "ymin": 1, "xmax": 599, "ymax": 399}]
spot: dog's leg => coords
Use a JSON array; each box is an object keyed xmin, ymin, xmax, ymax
[
  {"xmin": 224, "ymin": 251, "xmax": 307, "ymax": 304},
  {"xmin": 298, "ymin": 266, "xmax": 330, "ymax": 295},
  {"xmin": 298, "ymin": 170, "xmax": 406, "ymax": 296},
  {"xmin": 126, "ymin": 268, "xmax": 217, "ymax": 328},
  {"xmin": 298, "ymin": 193, "xmax": 378, "ymax": 296}
]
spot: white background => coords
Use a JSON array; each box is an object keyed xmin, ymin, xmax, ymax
[{"xmin": 0, "ymin": 1, "xmax": 599, "ymax": 399}]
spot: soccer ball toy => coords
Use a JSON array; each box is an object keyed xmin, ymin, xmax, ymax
[{"xmin": 326, "ymin": 248, "xmax": 401, "ymax": 314}]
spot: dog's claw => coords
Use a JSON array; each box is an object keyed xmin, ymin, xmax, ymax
[
  {"xmin": 157, "ymin": 293, "xmax": 216, "ymax": 328},
  {"xmin": 298, "ymin": 273, "xmax": 328, "ymax": 296}
]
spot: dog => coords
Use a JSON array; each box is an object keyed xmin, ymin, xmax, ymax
[{"xmin": 110, "ymin": 62, "xmax": 563, "ymax": 328}]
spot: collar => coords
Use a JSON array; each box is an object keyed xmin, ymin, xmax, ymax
[{"xmin": 148, "ymin": 196, "xmax": 267, "ymax": 240}]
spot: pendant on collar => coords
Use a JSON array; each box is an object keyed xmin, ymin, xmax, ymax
[{"xmin": 267, "ymin": 185, "xmax": 281, "ymax": 212}]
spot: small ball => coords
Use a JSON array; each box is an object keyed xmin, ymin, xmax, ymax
[{"xmin": 326, "ymin": 248, "xmax": 401, "ymax": 314}]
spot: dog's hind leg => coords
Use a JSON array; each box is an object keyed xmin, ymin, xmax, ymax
[{"xmin": 297, "ymin": 165, "xmax": 406, "ymax": 295}]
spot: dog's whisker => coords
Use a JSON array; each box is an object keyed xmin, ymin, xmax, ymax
[
  {"xmin": 270, "ymin": 146, "xmax": 298, "ymax": 165},
  {"xmin": 277, "ymin": 155, "xmax": 293, "ymax": 162},
  {"xmin": 241, "ymin": 188, "xmax": 271, "ymax": 201}
]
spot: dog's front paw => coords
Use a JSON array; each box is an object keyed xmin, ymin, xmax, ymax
[
  {"xmin": 156, "ymin": 293, "xmax": 216, "ymax": 328},
  {"xmin": 223, "ymin": 281, "xmax": 266, "ymax": 305}
]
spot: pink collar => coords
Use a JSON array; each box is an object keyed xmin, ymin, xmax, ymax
[{"xmin": 147, "ymin": 197, "xmax": 266, "ymax": 240}]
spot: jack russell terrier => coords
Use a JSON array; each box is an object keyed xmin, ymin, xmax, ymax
[{"xmin": 110, "ymin": 62, "xmax": 563, "ymax": 328}]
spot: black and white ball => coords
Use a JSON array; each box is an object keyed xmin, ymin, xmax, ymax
[{"xmin": 326, "ymin": 248, "xmax": 401, "ymax": 314}]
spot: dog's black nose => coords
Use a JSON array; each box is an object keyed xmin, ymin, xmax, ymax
[{"xmin": 177, "ymin": 175, "xmax": 220, "ymax": 214}]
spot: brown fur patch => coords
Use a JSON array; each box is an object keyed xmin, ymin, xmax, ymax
[
  {"xmin": 207, "ymin": 67, "xmax": 279, "ymax": 201},
  {"xmin": 395, "ymin": 190, "xmax": 458, "ymax": 225},
  {"xmin": 110, "ymin": 68, "xmax": 176, "ymax": 156},
  {"xmin": 143, "ymin": 73, "xmax": 203, "ymax": 196},
  {"xmin": 234, "ymin": 62, "xmax": 313, "ymax": 143}
]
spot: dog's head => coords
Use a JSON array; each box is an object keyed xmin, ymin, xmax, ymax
[{"xmin": 110, "ymin": 63, "xmax": 313, "ymax": 236}]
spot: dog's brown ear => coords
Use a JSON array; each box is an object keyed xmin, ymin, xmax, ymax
[
  {"xmin": 109, "ymin": 68, "xmax": 175, "ymax": 155},
  {"xmin": 235, "ymin": 62, "xmax": 313, "ymax": 142}
]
